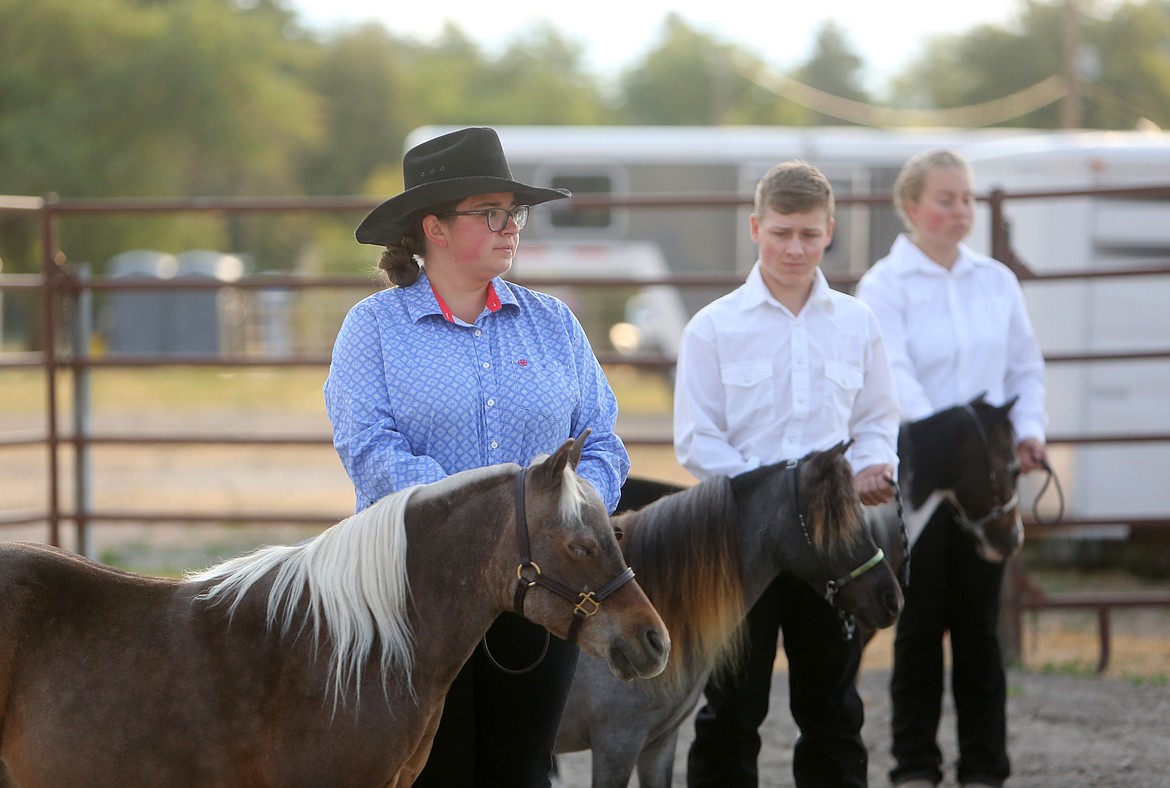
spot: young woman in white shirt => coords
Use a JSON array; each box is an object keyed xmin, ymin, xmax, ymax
[{"xmin": 855, "ymin": 149, "xmax": 1048, "ymax": 788}]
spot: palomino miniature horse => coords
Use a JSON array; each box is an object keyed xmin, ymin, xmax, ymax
[
  {"xmin": 554, "ymin": 443, "xmax": 904, "ymax": 788},
  {"xmin": 0, "ymin": 435, "xmax": 669, "ymax": 788}
]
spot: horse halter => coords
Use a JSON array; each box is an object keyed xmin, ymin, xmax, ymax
[
  {"xmin": 950, "ymin": 404, "xmax": 1021, "ymax": 532},
  {"xmin": 510, "ymin": 467, "xmax": 636, "ymax": 645},
  {"xmin": 786, "ymin": 457, "xmax": 885, "ymax": 641}
]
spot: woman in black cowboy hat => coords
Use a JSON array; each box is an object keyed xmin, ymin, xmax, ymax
[{"xmin": 324, "ymin": 127, "xmax": 630, "ymax": 787}]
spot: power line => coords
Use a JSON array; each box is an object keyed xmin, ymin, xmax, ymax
[{"xmin": 737, "ymin": 56, "xmax": 1071, "ymax": 128}]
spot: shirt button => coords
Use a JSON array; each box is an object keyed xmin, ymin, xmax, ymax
[
  {"xmin": 474, "ymin": 329, "xmax": 482, "ymax": 337},
  {"xmin": 490, "ymin": 440, "xmax": 499, "ymax": 449},
  {"xmin": 487, "ymin": 398, "xmax": 495, "ymax": 407},
  {"xmin": 482, "ymin": 362, "xmax": 490, "ymax": 369}
]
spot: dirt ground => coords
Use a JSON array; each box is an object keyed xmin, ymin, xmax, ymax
[{"xmin": 554, "ymin": 650, "xmax": 1170, "ymax": 787}]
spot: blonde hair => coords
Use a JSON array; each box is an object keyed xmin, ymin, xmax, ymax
[
  {"xmin": 893, "ymin": 148, "xmax": 973, "ymax": 231},
  {"xmin": 754, "ymin": 160, "xmax": 834, "ymax": 220}
]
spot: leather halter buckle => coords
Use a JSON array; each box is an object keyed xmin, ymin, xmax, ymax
[{"xmin": 573, "ymin": 591, "xmax": 601, "ymax": 618}]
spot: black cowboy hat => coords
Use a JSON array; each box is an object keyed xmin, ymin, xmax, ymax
[{"xmin": 355, "ymin": 127, "xmax": 571, "ymax": 246}]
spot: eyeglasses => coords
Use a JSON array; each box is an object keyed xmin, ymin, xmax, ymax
[{"xmin": 439, "ymin": 204, "xmax": 530, "ymax": 232}]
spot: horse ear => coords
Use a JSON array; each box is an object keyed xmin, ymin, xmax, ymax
[
  {"xmin": 970, "ymin": 391, "xmax": 989, "ymax": 406},
  {"xmin": 568, "ymin": 428, "xmax": 590, "ymax": 470},
  {"xmin": 533, "ymin": 429, "xmax": 590, "ymax": 488},
  {"xmin": 999, "ymin": 395, "xmax": 1019, "ymax": 414},
  {"xmin": 833, "ymin": 438, "xmax": 855, "ymax": 457}
]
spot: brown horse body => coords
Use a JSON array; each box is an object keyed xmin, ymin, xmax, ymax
[{"xmin": 0, "ymin": 436, "xmax": 669, "ymax": 787}]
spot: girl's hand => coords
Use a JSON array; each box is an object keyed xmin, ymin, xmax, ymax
[{"xmin": 1018, "ymin": 437, "xmax": 1047, "ymax": 474}]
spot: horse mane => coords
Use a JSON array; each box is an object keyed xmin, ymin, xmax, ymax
[
  {"xmin": 903, "ymin": 397, "xmax": 1016, "ymax": 509},
  {"xmin": 616, "ymin": 475, "xmax": 745, "ymax": 693},
  {"xmin": 187, "ymin": 486, "xmax": 418, "ymax": 709},
  {"xmin": 802, "ymin": 449, "xmax": 868, "ymax": 559}
]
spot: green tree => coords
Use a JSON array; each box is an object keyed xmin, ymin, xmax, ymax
[
  {"xmin": 490, "ymin": 22, "xmax": 610, "ymax": 124},
  {"xmin": 618, "ymin": 14, "xmax": 808, "ymax": 125},
  {"xmin": 0, "ymin": 0, "xmax": 322, "ymax": 271},
  {"xmin": 890, "ymin": 0, "xmax": 1067, "ymax": 126},
  {"xmin": 300, "ymin": 23, "xmax": 413, "ymax": 197},
  {"xmin": 388, "ymin": 21, "xmax": 607, "ymax": 127},
  {"xmin": 890, "ymin": 0, "xmax": 1170, "ymax": 129},
  {"xmin": 793, "ymin": 21, "xmax": 871, "ymax": 124},
  {"xmin": 1083, "ymin": 1, "xmax": 1170, "ymax": 129}
]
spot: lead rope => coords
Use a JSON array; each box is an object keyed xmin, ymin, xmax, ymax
[
  {"xmin": 1031, "ymin": 458, "xmax": 1066, "ymax": 525},
  {"xmin": 891, "ymin": 477, "xmax": 910, "ymax": 590}
]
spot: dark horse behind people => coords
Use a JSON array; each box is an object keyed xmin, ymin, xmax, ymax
[
  {"xmin": 553, "ymin": 443, "xmax": 904, "ymax": 788},
  {"xmin": 866, "ymin": 393, "xmax": 1023, "ymax": 575},
  {"xmin": 0, "ymin": 434, "xmax": 669, "ymax": 788}
]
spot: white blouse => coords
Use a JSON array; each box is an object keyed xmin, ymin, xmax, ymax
[{"xmin": 855, "ymin": 234, "xmax": 1047, "ymax": 442}]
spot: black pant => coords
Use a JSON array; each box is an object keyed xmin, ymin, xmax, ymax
[
  {"xmin": 888, "ymin": 505, "xmax": 1010, "ymax": 787},
  {"xmin": 687, "ymin": 573, "xmax": 867, "ymax": 788},
  {"xmin": 413, "ymin": 612, "xmax": 579, "ymax": 788}
]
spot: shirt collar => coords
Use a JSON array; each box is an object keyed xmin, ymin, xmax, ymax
[
  {"xmin": 889, "ymin": 234, "xmax": 981, "ymax": 277},
  {"xmin": 743, "ymin": 262, "xmax": 835, "ymax": 313},
  {"xmin": 405, "ymin": 268, "xmax": 509, "ymax": 324}
]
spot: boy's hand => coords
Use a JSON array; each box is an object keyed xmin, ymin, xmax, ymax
[{"xmin": 854, "ymin": 463, "xmax": 896, "ymax": 506}]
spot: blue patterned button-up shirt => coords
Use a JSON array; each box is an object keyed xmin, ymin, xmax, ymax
[{"xmin": 324, "ymin": 269, "xmax": 629, "ymax": 513}]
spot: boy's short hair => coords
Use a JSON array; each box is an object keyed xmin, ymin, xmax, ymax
[{"xmin": 754, "ymin": 160, "xmax": 835, "ymax": 220}]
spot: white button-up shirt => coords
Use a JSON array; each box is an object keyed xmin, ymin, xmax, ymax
[
  {"xmin": 855, "ymin": 234, "xmax": 1047, "ymax": 443},
  {"xmin": 674, "ymin": 264, "xmax": 900, "ymax": 481}
]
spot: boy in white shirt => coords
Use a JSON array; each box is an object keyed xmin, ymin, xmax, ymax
[{"xmin": 676, "ymin": 160, "xmax": 900, "ymax": 788}]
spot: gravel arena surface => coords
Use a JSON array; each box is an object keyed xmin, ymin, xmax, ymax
[{"xmin": 553, "ymin": 652, "xmax": 1170, "ymax": 787}]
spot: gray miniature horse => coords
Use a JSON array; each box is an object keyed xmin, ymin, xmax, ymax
[{"xmin": 554, "ymin": 443, "xmax": 904, "ymax": 788}]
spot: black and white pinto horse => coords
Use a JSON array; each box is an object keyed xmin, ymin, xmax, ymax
[{"xmin": 868, "ymin": 394, "xmax": 1024, "ymax": 574}]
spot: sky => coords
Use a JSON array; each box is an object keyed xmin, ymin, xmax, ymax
[{"xmin": 286, "ymin": 0, "xmax": 1027, "ymax": 95}]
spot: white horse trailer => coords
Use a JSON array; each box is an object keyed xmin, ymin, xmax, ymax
[
  {"xmin": 406, "ymin": 125, "xmax": 1170, "ymax": 522},
  {"xmin": 962, "ymin": 132, "xmax": 1170, "ymax": 523}
]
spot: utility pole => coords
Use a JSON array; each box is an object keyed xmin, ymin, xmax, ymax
[{"xmin": 1061, "ymin": 0, "xmax": 1083, "ymax": 129}]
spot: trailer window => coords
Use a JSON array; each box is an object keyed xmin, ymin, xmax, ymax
[{"xmin": 548, "ymin": 175, "xmax": 613, "ymax": 228}]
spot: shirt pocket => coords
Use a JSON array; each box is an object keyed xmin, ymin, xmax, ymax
[
  {"xmin": 721, "ymin": 360, "xmax": 775, "ymax": 427},
  {"xmin": 823, "ymin": 359, "xmax": 864, "ymax": 419}
]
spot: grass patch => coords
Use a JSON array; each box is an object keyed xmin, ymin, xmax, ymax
[{"xmin": 1034, "ymin": 660, "xmax": 1099, "ymax": 678}]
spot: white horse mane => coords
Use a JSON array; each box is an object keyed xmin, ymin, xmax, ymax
[
  {"xmin": 184, "ymin": 454, "xmax": 585, "ymax": 709},
  {"xmin": 187, "ymin": 486, "xmax": 418, "ymax": 708},
  {"xmin": 525, "ymin": 451, "xmax": 589, "ymax": 526}
]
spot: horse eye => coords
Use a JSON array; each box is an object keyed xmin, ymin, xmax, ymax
[{"xmin": 569, "ymin": 543, "xmax": 597, "ymax": 559}]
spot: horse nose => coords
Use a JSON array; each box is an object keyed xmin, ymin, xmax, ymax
[
  {"xmin": 885, "ymin": 590, "xmax": 904, "ymax": 617},
  {"xmin": 644, "ymin": 624, "xmax": 670, "ymax": 661}
]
